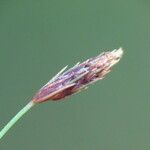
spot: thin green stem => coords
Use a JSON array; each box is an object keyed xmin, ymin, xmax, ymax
[{"xmin": 0, "ymin": 101, "xmax": 35, "ymax": 140}]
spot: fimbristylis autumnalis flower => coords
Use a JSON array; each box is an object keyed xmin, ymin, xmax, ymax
[
  {"xmin": 0, "ymin": 48, "xmax": 123, "ymax": 140},
  {"xmin": 32, "ymin": 48, "xmax": 123, "ymax": 102}
]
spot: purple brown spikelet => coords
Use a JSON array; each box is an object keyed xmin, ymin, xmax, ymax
[{"xmin": 32, "ymin": 48, "xmax": 123, "ymax": 103}]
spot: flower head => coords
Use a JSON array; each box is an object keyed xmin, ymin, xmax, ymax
[{"xmin": 32, "ymin": 48, "xmax": 123, "ymax": 103}]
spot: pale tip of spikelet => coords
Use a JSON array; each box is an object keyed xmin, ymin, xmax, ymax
[
  {"xmin": 109, "ymin": 47, "xmax": 123, "ymax": 67},
  {"xmin": 116, "ymin": 47, "xmax": 123, "ymax": 57},
  {"xmin": 113, "ymin": 47, "xmax": 123, "ymax": 58},
  {"xmin": 111, "ymin": 47, "xmax": 123, "ymax": 60}
]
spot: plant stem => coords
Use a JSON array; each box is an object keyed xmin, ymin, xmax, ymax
[{"xmin": 0, "ymin": 101, "xmax": 35, "ymax": 140}]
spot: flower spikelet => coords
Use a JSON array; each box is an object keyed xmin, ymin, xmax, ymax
[{"xmin": 32, "ymin": 48, "xmax": 123, "ymax": 103}]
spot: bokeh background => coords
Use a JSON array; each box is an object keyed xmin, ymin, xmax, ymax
[{"xmin": 0, "ymin": 0, "xmax": 150, "ymax": 149}]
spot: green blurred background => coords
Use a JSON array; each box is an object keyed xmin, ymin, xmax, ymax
[{"xmin": 0, "ymin": 0, "xmax": 150, "ymax": 149}]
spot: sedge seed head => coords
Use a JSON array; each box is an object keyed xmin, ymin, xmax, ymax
[{"xmin": 32, "ymin": 48, "xmax": 123, "ymax": 103}]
